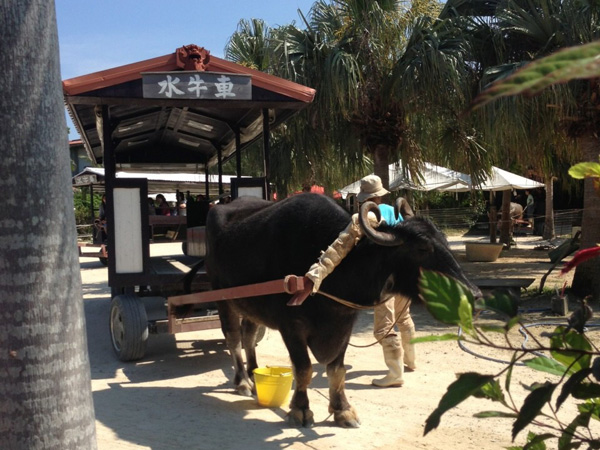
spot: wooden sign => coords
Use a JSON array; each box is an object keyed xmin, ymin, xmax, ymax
[
  {"xmin": 142, "ymin": 71, "xmax": 252, "ymax": 100},
  {"xmin": 74, "ymin": 174, "xmax": 97, "ymax": 186}
]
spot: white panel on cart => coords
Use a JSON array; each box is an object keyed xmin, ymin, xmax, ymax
[
  {"xmin": 237, "ymin": 186, "xmax": 263, "ymax": 198},
  {"xmin": 114, "ymin": 187, "xmax": 143, "ymax": 273}
]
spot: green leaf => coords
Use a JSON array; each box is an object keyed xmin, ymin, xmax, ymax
[
  {"xmin": 472, "ymin": 379, "xmax": 505, "ymax": 403},
  {"xmin": 568, "ymin": 162, "xmax": 600, "ymax": 180},
  {"xmin": 506, "ymin": 353, "xmax": 517, "ymax": 393},
  {"xmin": 479, "ymin": 324, "xmax": 508, "ymax": 333},
  {"xmin": 572, "ymin": 382, "xmax": 600, "ymax": 401},
  {"xmin": 472, "ymin": 41, "xmax": 600, "ymax": 110},
  {"xmin": 523, "ymin": 432, "xmax": 554, "ymax": 450},
  {"xmin": 556, "ymin": 368, "xmax": 593, "ymax": 410},
  {"xmin": 473, "ymin": 410, "xmax": 518, "ymax": 418},
  {"xmin": 419, "ymin": 270, "xmax": 474, "ymax": 334},
  {"xmin": 505, "ymin": 316, "xmax": 522, "ymax": 332},
  {"xmin": 524, "ymin": 356, "xmax": 570, "ymax": 377},
  {"xmin": 512, "ymin": 382, "xmax": 557, "ymax": 440},
  {"xmin": 550, "ymin": 330, "xmax": 592, "ymax": 373},
  {"xmin": 411, "ymin": 333, "xmax": 459, "ymax": 343},
  {"xmin": 558, "ymin": 411, "xmax": 592, "ymax": 449},
  {"xmin": 475, "ymin": 291, "xmax": 519, "ymax": 318},
  {"xmin": 424, "ymin": 372, "xmax": 494, "ymax": 435}
]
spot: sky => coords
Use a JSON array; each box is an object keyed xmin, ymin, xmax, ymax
[{"xmin": 56, "ymin": 0, "xmax": 315, "ymax": 139}]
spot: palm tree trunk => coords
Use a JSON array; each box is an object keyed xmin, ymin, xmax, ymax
[
  {"xmin": 499, "ymin": 190, "xmax": 512, "ymax": 246},
  {"xmin": 542, "ymin": 174, "xmax": 555, "ymax": 240},
  {"xmin": 488, "ymin": 192, "xmax": 497, "ymax": 243},
  {"xmin": 572, "ymin": 133, "xmax": 600, "ymax": 300},
  {"xmin": 372, "ymin": 144, "xmax": 391, "ymax": 189},
  {"xmin": 0, "ymin": 2, "xmax": 97, "ymax": 448}
]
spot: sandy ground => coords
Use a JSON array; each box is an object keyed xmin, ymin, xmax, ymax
[{"xmin": 79, "ymin": 231, "xmax": 597, "ymax": 450}]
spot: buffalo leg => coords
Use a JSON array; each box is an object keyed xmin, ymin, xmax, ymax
[
  {"xmin": 241, "ymin": 317, "xmax": 260, "ymax": 380},
  {"xmin": 217, "ymin": 303, "xmax": 253, "ymax": 396},
  {"xmin": 327, "ymin": 351, "xmax": 360, "ymax": 428},
  {"xmin": 280, "ymin": 333, "xmax": 314, "ymax": 428}
]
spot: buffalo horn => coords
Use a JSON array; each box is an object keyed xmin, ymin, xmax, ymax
[{"xmin": 359, "ymin": 201, "xmax": 404, "ymax": 246}]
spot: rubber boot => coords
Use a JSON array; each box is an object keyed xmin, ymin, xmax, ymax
[
  {"xmin": 372, "ymin": 336, "xmax": 404, "ymax": 387},
  {"xmin": 400, "ymin": 326, "xmax": 416, "ymax": 372}
]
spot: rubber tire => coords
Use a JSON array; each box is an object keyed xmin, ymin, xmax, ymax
[
  {"xmin": 99, "ymin": 257, "xmax": 108, "ymax": 266},
  {"xmin": 109, "ymin": 295, "xmax": 149, "ymax": 361}
]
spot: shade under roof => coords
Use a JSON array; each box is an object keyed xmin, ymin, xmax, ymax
[{"xmin": 63, "ymin": 44, "xmax": 316, "ymax": 173}]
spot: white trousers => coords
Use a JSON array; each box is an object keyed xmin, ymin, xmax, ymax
[{"xmin": 373, "ymin": 296, "xmax": 414, "ymax": 340}]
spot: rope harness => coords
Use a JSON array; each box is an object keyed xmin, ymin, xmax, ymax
[
  {"xmin": 301, "ymin": 208, "xmax": 411, "ymax": 348},
  {"xmin": 315, "ymin": 288, "xmax": 410, "ymax": 349}
]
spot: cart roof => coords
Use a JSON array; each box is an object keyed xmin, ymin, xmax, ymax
[{"xmin": 63, "ymin": 44, "xmax": 315, "ymax": 173}]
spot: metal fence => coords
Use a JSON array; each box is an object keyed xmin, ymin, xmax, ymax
[
  {"xmin": 415, "ymin": 207, "xmax": 583, "ymax": 235},
  {"xmin": 551, "ymin": 209, "xmax": 583, "ymax": 236},
  {"xmin": 415, "ymin": 207, "xmax": 480, "ymax": 230}
]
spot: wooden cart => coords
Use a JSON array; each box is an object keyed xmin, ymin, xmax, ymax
[{"xmin": 64, "ymin": 44, "xmax": 315, "ymax": 360}]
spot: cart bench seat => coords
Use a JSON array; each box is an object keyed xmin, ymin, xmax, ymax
[
  {"xmin": 149, "ymin": 215, "xmax": 187, "ymax": 241},
  {"xmin": 78, "ymin": 242, "xmax": 107, "ymax": 259},
  {"xmin": 473, "ymin": 278, "xmax": 535, "ymax": 297}
]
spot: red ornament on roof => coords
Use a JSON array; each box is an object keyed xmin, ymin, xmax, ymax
[{"xmin": 176, "ymin": 44, "xmax": 210, "ymax": 71}]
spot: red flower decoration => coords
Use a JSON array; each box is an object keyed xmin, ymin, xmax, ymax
[{"xmin": 561, "ymin": 245, "xmax": 600, "ymax": 275}]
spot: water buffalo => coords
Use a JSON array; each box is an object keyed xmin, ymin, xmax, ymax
[{"xmin": 205, "ymin": 193, "xmax": 479, "ymax": 428}]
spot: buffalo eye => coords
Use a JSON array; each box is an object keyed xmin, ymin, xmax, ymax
[{"xmin": 417, "ymin": 242, "xmax": 433, "ymax": 255}]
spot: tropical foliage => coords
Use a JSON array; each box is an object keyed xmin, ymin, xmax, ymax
[
  {"xmin": 225, "ymin": 0, "xmax": 494, "ymax": 195},
  {"xmin": 444, "ymin": 0, "xmax": 600, "ymax": 294},
  {"xmin": 418, "ymin": 270, "xmax": 600, "ymax": 449}
]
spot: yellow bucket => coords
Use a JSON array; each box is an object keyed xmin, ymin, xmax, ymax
[{"xmin": 253, "ymin": 366, "xmax": 294, "ymax": 407}]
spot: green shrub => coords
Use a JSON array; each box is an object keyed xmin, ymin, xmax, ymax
[{"xmin": 418, "ymin": 270, "xmax": 599, "ymax": 449}]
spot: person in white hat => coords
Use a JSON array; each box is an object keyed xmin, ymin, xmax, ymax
[{"xmin": 357, "ymin": 174, "xmax": 416, "ymax": 388}]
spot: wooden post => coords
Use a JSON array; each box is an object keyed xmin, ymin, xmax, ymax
[
  {"xmin": 262, "ymin": 108, "xmax": 271, "ymax": 199},
  {"xmin": 217, "ymin": 146, "xmax": 223, "ymax": 196},
  {"xmin": 101, "ymin": 105, "xmax": 117, "ymax": 274},
  {"xmin": 235, "ymin": 127, "xmax": 242, "ymax": 178},
  {"xmin": 488, "ymin": 191, "xmax": 497, "ymax": 243},
  {"xmin": 500, "ymin": 190, "xmax": 512, "ymax": 247}
]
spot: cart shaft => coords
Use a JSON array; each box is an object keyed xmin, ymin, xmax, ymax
[{"xmin": 168, "ymin": 275, "xmax": 308, "ymax": 306}]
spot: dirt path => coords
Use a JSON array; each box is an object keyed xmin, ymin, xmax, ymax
[{"xmin": 80, "ymin": 234, "xmax": 594, "ymax": 450}]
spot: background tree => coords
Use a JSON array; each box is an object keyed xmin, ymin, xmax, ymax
[
  {"xmin": 225, "ymin": 16, "xmax": 369, "ymax": 196},
  {"xmin": 435, "ymin": 0, "xmax": 571, "ymax": 243},
  {"xmin": 269, "ymin": 0, "xmax": 470, "ymax": 191},
  {"xmin": 454, "ymin": 0, "xmax": 600, "ymax": 296},
  {"xmin": 226, "ymin": 1, "xmax": 493, "ymax": 198},
  {"xmin": 0, "ymin": 1, "xmax": 97, "ymax": 448}
]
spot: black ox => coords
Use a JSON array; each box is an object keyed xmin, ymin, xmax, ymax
[{"xmin": 205, "ymin": 193, "xmax": 479, "ymax": 428}]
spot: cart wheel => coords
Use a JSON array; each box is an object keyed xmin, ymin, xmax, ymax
[
  {"xmin": 109, "ymin": 295, "xmax": 148, "ymax": 361},
  {"xmin": 99, "ymin": 257, "xmax": 108, "ymax": 266}
]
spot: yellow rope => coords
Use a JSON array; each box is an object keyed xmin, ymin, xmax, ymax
[{"xmin": 315, "ymin": 289, "xmax": 410, "ymax": 348}]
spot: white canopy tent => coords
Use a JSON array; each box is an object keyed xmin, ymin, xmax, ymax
[
  {"xmin": 438, "ymin": 166, "xmax": 545, "ymax": 192},
  {"xmin": 72, "ymin": 166, "xmax": 242, "ymax": 200},
  {"xmin": 338, "ymin": 162, "xmax": 469, "ymax": 199}
]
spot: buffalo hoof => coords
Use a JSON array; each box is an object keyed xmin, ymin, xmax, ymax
[
  {"xmin": 333, "ymin": 407, "xmax": 361, "ymax": 428},
  {"xmin": 287, "ymin": 407, "xmax": 315, "ymax": 428},
  {"xmin": 235, "ymin": 380, "xmax": 253, "ymax": 397}
]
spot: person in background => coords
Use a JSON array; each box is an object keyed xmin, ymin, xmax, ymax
[
  {"xmin": 96, "ymin": 194, "xmax": 108, "ymax": 243},
  {"xmin": 357, "ymin": 175, "xmax": 416, "ymax": 388},
  {"xmin": 147, "ymin": 197, "xmax": 156, "ymax": 215},
  {"xmin": 525, "ymin": 189, "xmax": 535, "ymax": 227},
  {"xmin": 99, "ymin": 194, "xmax": 107, "ymax": 222},
  {"xmin": 177, "ymin": 192, "xmax": 187, "ymax": 216},
  {"xmin": 155, "ymin": 194, "xmax": 171, "ymax": 216}
]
